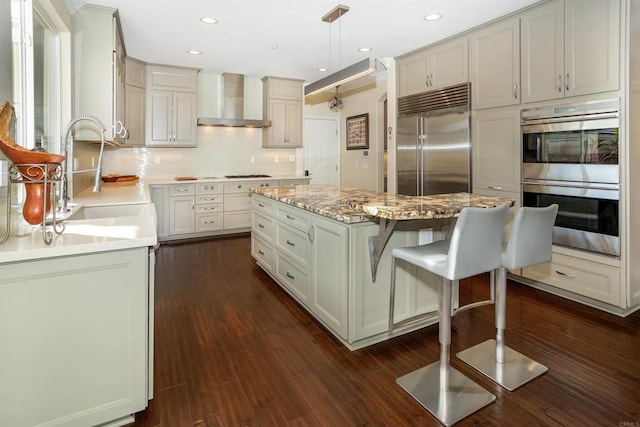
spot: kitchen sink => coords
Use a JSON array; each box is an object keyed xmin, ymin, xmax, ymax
[{"xmin": 63, "ymin": 203, "xmax": 154, "ymax": 221}]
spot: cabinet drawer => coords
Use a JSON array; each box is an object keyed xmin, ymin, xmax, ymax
[
  {"xmin": 196, "ymin": 203, "xmax": 223, "ymax": 214},
  {"xmin": 196, "ymin": 194, "xmax": 223, "ymax": 205},
  {"xmin": 252, "ymin": 211, "xmax": 274, "ymax": 243},
  {"xmin": 197, "ymin": 183, "xmax": 223, "ymax": 194},
  {"xmin": 279, "ymin": 179, "xmax": 310, "ymax": 186},
  {"xmin": 196, "ymin": 213, "xmax": 223, "ymax": 232},
  {"xmin": 224, "ymin": 193, "xmax": 252, "ymax": 212},
  {"xmin": 276, "ymin": 204, "xmax": 310, "ymax": 233},
  {"xmin": 252, "ymin": 195, "xmax": 275, "ymax": 216},
  {"xmin": 224, "ymin": 180, "xmax": 277, "ymax": 193},
  {"xmin": 170, "ymin": 184, "xmax": 195, "ymax": 196},
  {"xmin": 522, "ymin": 252, "xmax": 621, "ymax": 306},
  {"xmin": 275, "ymin": 222, "xmax": 310, "ymax": 269},
  {"xmin": 252, "ymin": 235, "xmax": 274, "ymax": 273},
  {"xmin": 224, "ymin": 210, "xmax": 252, "ymax": 229},
  {"xmin": 275, "ymin": 252, "xmax": 310, "ymax": 303}
]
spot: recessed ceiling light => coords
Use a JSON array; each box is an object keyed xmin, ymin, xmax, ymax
[
  {"xmin": 188, "ymin": 50, "xmax": 202, "ymax": 55},
  {"xmin": 200, "ymin": 17, "xmax": 217, "ymax": 24},
  {"xmin": 317, "ymin": 67, "xmax": 329, "ymax": 72},
  {"xmin": 271, "ymin": 44, "xmax": 278, "ymax": 49},
  {"xmin": 424, "ymin": 13, "xmax": 442, "ymax": 21},
  {"xmin": 358, "ymin": 47, "xmax": 372, "ymax": 52}
]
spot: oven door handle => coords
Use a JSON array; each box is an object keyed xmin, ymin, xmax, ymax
[{"xmin": 521, "ymin": 179, "xmax": 619, "ymax": 191}]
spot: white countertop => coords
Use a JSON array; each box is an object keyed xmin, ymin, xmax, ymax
[
  {"xmin": 0, "ymin": 181, "xmax": 156, "ymax": 264},
  {"xmin": 143, "ymin": 175, "xmax": 309, "ymax": 185}
]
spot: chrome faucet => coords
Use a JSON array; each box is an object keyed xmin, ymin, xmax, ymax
[{"xmin": 60, "ymin": 115, "xmax": 107, "ymax": 213}]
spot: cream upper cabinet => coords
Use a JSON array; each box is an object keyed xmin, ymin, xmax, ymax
[
  {"xmin": 124, "ymin": 58, "xmax": 146, "ymax": 146},
  {"xmin": 73, "ymin": 5, "xmax": 127, "ymax": 143},
  {"xmin": 469, "ymin": 18, "xmax": 520, "ymax": 109},
  {"xmin": 146, "ymin": 65, "xmax": 198, "ymax": 147},
  {"xmin": 471, "ymin": 105, "xmax": 521, "ymax": 193},
  {"xmin": 262, "ymin": 77, "xmax": 304, "ymax": 148},
  {"xmin": 521, "ymin": 0, "xmax": 620, "ymax": 103},
  {"xmin": 397, "ymin": 37, "xmax": 468, "ymax": 97}
]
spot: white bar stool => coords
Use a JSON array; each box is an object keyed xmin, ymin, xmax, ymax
[
  {"xmin": 457, "ymin": 204, "xmax": 559, "ymax": 391},
  {"xmin": 389, "ymin": 204, "xmax": 509, "ymax": 426}
]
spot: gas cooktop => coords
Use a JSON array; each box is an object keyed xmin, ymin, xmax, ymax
[{"xmin": 224, "ymin": 174, "xmax": 272, "ymax": 179}]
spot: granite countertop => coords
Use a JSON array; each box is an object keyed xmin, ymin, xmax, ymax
[{"xmin": 251, "ymin": 185, "xmax": 515, "ymax": 224}]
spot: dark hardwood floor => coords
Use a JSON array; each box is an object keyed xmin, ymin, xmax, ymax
[{"xmin": 133, "ymin": 235, "xmax": 640, "ymax": 426}]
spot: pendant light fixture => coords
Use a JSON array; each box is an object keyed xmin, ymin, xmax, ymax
[
  {"xmin": 329, "ymin": 86, "xmax": 344, "ymax": 112},
  {"xmin": 304, "ymin": 4, "xmax": 377, "ymax": 97}
]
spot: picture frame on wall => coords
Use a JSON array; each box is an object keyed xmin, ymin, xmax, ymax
[{"xmin": 346, "ymin": 113, "xmax": 369, "ymax": 150}]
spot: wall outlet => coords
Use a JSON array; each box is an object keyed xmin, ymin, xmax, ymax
[
  {"xmin": 289, "ymin": 155, "xmax": 295, "ymax": 162},
  {"xmin": 274, "ymin": 155, "xmax": 279, "ymax": 163},
  {"xmin": 91, "ymin": 157, "xmax": 95, "ymax": 168},
  {"xmin": 362, "ymin": 162, "xmax": 369, "ymax": 170},
  {"xmin": 250, "ymin": 156, "xmax": 256, "ymax": 163},
  {"xmin": 154, "ymin": 156, "xmax": 161, "ymax": 165}
]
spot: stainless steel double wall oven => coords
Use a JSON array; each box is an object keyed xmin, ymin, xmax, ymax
[{"xmin": 521, "ymin": 99, "xmax": 620, "ymax": 257}]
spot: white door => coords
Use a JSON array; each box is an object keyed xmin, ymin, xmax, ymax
[{"xmin": 303, "ymin": 118, "xmax": 339, "ymax": 186}]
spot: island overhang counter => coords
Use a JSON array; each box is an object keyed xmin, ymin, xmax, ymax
[{"xmin": 250, "ymin": 184, "xmax": 514, "ymax": 350}]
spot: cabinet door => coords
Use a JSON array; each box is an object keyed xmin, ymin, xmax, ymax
[
  {"xmin": 470, "ymin": 19, "xmax": 520, "ymax": 109},
  {"xmin": 125, "ymin": 85, "xmax": 146, "ymax": 146},
  {"xmin": 429, "ymin": 37, "xmax": 468, "ymax": 90},
  {"xmin": 265, "ymin": 98, "xmax": 287, "ymax": 147},
  {"xmin": 520, "ymin": 0, "xmax": 565, "ymax": 103},
  {"xmin": 169, "ymin": 195, "xmax": 195, "ymax": 235},
  {"xmin": 147, "ymin": 90, "xmax": 172, "ymax": 145},
  {"xmin": 113, "ymin": 21, "xmax": 127, "ymax": 143},
  {"xmin": 564, "ymin": 0, "xmax": 620, "ymax": 97},
  {"xmin": 397, "ymin": 50, "xmax": 429, "ymax": 97},
  {"xmin": 471, "ymin": 105, "xmax": 521, "ymax": 193},
  {"xmin": 150, "ymin": 185, "xmax": 169, "ymax": 238},
  {"xmin": 310, "ymin": 216, "xmax": 348, "ymax": 339},
  {"xmin": 285, "ymin": 100, "xmax": 303, "ymax": 147},
  {"xmin": 173, "ymin": 91, "xmax": 197, "ymax": 146}
]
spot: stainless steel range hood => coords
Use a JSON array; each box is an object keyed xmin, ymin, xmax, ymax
[{"xmin": 197, "ymin": 73, "xmax": 271, "ymax": 128}]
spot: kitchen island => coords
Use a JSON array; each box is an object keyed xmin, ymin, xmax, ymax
[
  {"xmin": 0, "ymin": 181, "xmax": 156, "ymax": 427},
  {"xmin": 250, "ymin": 184, "xmax": 513, "ymax": 350}
]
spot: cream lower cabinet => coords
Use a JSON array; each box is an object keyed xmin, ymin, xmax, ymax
[
  {"xmin": 521, "ymin": 250, "xmax": 621, "ymax": 307},
  {"xmin": 0, "ymin": 248, "xmax": 150, "ymax": 427},
  {"xmin": 251, "ymin": 194, "xmax": 441, "ymax": 349},
  {"xmin": 168, "ymin": 184, "xmax": 195, "ymax": 235},
  {"xmin": 153, "ymin": 179, "xmax": 309, "ymax": 241}
]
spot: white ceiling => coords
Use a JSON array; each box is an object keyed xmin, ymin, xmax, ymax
[{"xmin": 75, "ymin": 0, "xmax": 541, "ymax": 86}]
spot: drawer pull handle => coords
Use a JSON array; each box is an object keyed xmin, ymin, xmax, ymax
[
  {"xmin": 286, "ymin": 214, "xmax": 296, "ymax": 221},
  {"xmin": 286, "ymin": 239, "xmax": 295, "ymax": 247},
  {"xmin": 286, "ymin": 272, "xmax": 295, "ymax": 279},
  {"xmin": 204, "ymin": 221, "xmax": 215, "ymax": 224},
  {"xmin": 177, "ymin": 188, "xmax": 189, "ymax": 192},
  {"xmin": 258, "ymin": 223, "xmax": 265, "ymax": 228},
  {"xmin": 237, "ymin": 185, "xmax": 243, "ymax": 189},
  {"xmin": 555, "ymin": 270, "xmax": 576, "ymax": 278},
  {"xmin": 258, "ymin": 250, "xmax": 264, "ymax": 255},
  {"xmin": 488, "ymin": 186, "xmax": 502, "ymax": 190},
  {"xmin": 258, "ymin": 203, "xmax": 265, "ymax": 207},
  {"xmin": 204, "ymin": 207, "xmax": 216, "ymax": 211}
]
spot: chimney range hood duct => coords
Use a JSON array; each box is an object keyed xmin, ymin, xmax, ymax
[{"xmin": 197, "ymin": 73, "xmax": 271, "ymax": 128}]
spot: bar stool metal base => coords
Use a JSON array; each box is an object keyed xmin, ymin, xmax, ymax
[
  {"xmin": 396, "ymin": 362, "xmax": 496, "ymax": 426},
  {"xmin": 456, "ymin": 339, "xmax": 548, "ymax": 391}
]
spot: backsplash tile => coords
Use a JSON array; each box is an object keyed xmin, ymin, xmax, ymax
[{"xmin": 103, "ymin": 126, "xmax": 297, "ymax": 179}]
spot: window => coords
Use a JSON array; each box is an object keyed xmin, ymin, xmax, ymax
[{"xmin": 0, "ymin": 0, "xmax": 62, "ymax": 151}]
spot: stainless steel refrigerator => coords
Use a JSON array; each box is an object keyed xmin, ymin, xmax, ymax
[{"xmin": 396, "ymin": 83, "xmax": 471, "ymax": 196}]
